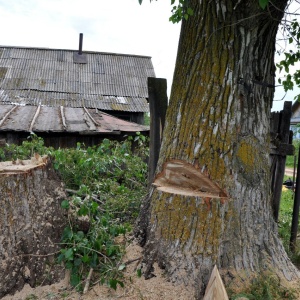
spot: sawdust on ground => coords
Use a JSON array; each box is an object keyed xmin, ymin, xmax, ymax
[{"xmin": 2, "ymin": 241, "xmax": 194, "ymax": 300}]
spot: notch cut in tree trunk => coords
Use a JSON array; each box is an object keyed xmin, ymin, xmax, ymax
[
  {"xmin": 0, "ymin": 155, "xmax": 67, "ymax": 298},
  {"xmin": 153, "ymin": 160, "xmax": 228, "ymax": 199},
  {"xmin": 136, "ymin": 1, "xmax": 300, "ymax": 298}
]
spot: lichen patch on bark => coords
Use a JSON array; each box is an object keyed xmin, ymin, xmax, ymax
[{"xmin": 234, "ymin": 136, "xmax": 268, "ymax": 185}]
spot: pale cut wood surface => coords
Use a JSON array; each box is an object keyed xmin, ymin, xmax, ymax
[
  {"xmin": 203, "ymin": 265, "xmax": 229, "ymax": 300},
  {"xmin": 0, "ymin": 154, "xmax": 47, "ymax": 174}
]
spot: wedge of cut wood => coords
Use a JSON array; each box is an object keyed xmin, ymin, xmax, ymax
[{"xmin": 203, "ymin": 265, "xmax": 229, "ymax": 300}]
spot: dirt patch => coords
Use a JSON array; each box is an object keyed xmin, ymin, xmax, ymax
[{"xmin": 2, "ymin": 241, "xmax": 195, "ymax": 300}]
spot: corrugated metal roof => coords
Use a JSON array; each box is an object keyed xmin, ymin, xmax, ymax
[
  {"xmin": 0, "ymin": 90, "xmax": 149, "ymax": 112},
  {"xmin": 0, "ymin": 104, "xmax": 149, "ymax": 134},
  {"xmin": 0, "ymin": 46, "xmax": 155, "ymax": 112}
]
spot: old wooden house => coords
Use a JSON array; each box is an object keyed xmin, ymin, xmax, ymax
[{"xmin": 0, "ymin": 37, "xmax": 154, "ymax": 147}]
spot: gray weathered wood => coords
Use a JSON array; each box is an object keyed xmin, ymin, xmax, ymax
[
  {"xmin": 270, "ymin": 101, "xmax": 293, "ymax": 221},
  {"xmin": 148, "ymin": 77, "xmax": 168, "ymax": 187}
]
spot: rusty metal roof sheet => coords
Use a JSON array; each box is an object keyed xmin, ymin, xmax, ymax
[
  {"xmin": 0, "ymin": 104, "xmax": 149, "ymax": 134},
  {"xmin": 0, "ymin": 46, "xmax": 155, "ymax": 112}
]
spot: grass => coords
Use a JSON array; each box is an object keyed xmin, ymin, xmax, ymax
[
  {"xmin": 279, "ymin": 188, "xmax": 300, "ymax": 268},
  {"xmin": 281, "ymin": 140, "xmax": 300, "ymax": 267},
  {"xmin": 286, "ymin": 140, "xmax": 300, "ymax": 168}
]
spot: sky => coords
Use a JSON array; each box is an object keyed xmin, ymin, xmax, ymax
[
  {"xmin": 0, "ymin": 0, "xmax": 180, "ymax": 96},
  {"xmin": 0, "ymin": 0, "xmax": 299, "ymax": 112}
]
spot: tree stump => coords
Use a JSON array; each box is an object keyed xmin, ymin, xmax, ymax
[{"xmin": 0, "ymin": 155, "xmax": 67, "ymax": 298}]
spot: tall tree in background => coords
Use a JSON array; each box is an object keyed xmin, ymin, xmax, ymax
[{"xmin": 136, "ymin": 0, "xmax": 300, "ymax": 298}]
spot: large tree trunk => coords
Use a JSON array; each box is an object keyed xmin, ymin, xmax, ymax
[
  {"xmin": 136, "ymin": 1, "xmax": 300, "ymax": 298},
  {"xmin": 0, "ymin": 156, "xmax": 66, "ymax": 298}
]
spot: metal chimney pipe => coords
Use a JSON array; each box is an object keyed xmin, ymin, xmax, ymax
[{"xmin": 79, "ymin": 33, "xmax": 83, "ymax": 55}]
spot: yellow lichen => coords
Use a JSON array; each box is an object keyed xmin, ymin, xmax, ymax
[{"xmin": 236, "ymin": 139, "xmax": 257, "ymax": 173}]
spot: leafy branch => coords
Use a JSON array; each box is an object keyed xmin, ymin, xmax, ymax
[
  {"xmin": 277, "ymin": 19, "xmax": 300, "ymax": 102},
  {"xmin": 138, "ymin": 0, "xmax": 193, "ymax": 23}
]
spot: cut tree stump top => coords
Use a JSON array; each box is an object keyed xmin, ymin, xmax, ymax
[{"xmin": 0, "ymin": 154, "xmax": 48, "ymax": 175}]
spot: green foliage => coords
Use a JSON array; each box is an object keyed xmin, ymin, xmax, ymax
[
  {"xmin": 0, "ymin": 134, "xmax": 149, "ymax": 292},
  {"xmin": 138, "ymin": 0, "xmax": 193, "ymax": 23},
  {"xmin": 169, "ymin": 0, "xmax": 193, "ymax": 24},
  {"xmin": 286, "ymin": 140, "xmax": 300, "ymax": 168},
  {"xmin": 53, "ymin": 137, "xmax": 148, "ymax": 222},
  {"xmin": 0, "ymin": 133, "xmax": 52, "ymax": 161},
  {"xmin": 277, "ymin": 20, "xmax": 300, "ymax": 102},
  {"xmin": 58, "ymin": 200, "xmax": 128, "ymax": 291},
  {"xmin": 258, "ymin": 0, "xmax": 269, "ymax": 9},
  {"xmin": 54, "ymin": 137, "xmax": 148, "ymax": 289},
  {"xmin": 278, "ymin": 190, "xmax": 294, "ymax": 250}
]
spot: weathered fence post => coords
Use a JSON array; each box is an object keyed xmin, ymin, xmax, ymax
[
  {"xmin": 270, "ymin": 101, "xmax": 293, "ymax": 222},
  {"xmin": 147, "ymin": 77, "xmax": 168, "ymax": 187},
  {"xmin": 0, "ymin": 156, "xmax": 66, "ymax": 297}
]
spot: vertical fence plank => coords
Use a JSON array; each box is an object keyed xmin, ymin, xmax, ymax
[
  {"xmin": 270, "ymin": 101, "xmax": 293, "ymax": 222},
  {"xmin": 148, "ymin": 77, "xmax": 168, "ymax": 187}
]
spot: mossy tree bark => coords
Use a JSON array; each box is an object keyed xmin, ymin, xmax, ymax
[
  {"xmin": 136, "ymin": 1, "xmax": 300, "ymax": 298},
  {"xmin": 0, "ymin": 157, "xmax": 66, "ymax": 298}
]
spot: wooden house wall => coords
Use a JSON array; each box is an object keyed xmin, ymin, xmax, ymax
[{"xmin": 0, "ymin": 131, "xmax": 149, "ymax": 149}]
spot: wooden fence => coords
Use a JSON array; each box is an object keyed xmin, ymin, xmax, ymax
[
  {"xmin": 270, "ymin": 101, "xmax": 294, "ymax": 221},
  {"xmin": 147, "ymin": 77, "xmax": 168, "ymax": 187}
]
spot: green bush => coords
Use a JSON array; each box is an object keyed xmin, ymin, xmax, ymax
[
  {"xmin": 0, "ymin": 133, "xmax": 52, "ymax": 161},
  {"xmin": 0, "ymin": 134, "xmax": 149, "ymax": 291},
  {"xmin": 52, "ymin": 138, "xmax": 148, "ymax": 222}
]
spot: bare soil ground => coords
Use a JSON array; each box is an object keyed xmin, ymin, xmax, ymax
[{"xmin": 1, "ymin": 241, "xmax": 194, "ymax": 300}]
